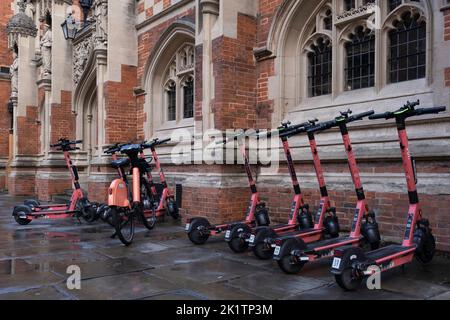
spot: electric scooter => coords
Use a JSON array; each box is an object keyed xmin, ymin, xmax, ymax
[
  {"xmin": 185, "ymin": 132, "xmax": 272, "ymax": 252},
  {"xmin": 273, "ymin": 110, "xmax": 381, "ymax": 274},
  {"xmin": 147, "ymin": 138, "xmax": 180, "ymax": 220},
  {"xmin": 12, "ymin": 139, "xmax": 99, "ymax": 225},
  {"xmin": 248, "ymin": 120, "xmax": 340, "ymax": 259},
  {"xmin": 331, "ymin": 101, "xmax": 445, "ymax": 291}
]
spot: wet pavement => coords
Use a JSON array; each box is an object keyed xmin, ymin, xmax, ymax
[{"xmin": 0, "ymin": 193, "xmax": 449, "ymax": 300}]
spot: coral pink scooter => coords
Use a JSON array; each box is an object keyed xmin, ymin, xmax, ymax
[
  {"xmin": 12, "ymin": 139, "xmax": 99, "ymax": 225},
  {"xmin": 331, "ymin": 101, "xmax": 446, "ymax": 291}
]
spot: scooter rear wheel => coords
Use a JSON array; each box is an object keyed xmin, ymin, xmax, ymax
[
  {"xmin": 141, "ymin": 209, "xmax": 157, "ymax": 231},
  {"xmin": 414, "ymin": 227, "xmax": 436, "ymax": 264},
  {"xmin": 335, "ymin": 268, "xmax": 363, "ymax": 291},
  {"xmin": 166, "ymin": 198, "xmax": 180, "ymax": 220},
  {"xmin": 227, "ymin": 223, "xmax": 251, "ymax": 253},
  {"xmin": 111, "ymin": 207, "xmax": 135, "ymax": 246},
  {"xmin": 277, "ymin": 238, "xmax": 306, "ymax": 274},
  {"xmin": 253, "ymin": 227, "xmax": 277, "ymax": 260},
  {"xmin": 188, "ymin": 218, "xmax": 211, "ymax": 245},
  {"xmin": 13, "ymin": 205, "xmax": 32, "ymax": 225},
  {"xmin": 24, "ymin": 199, "xmax": 40, "ymax": 208}
]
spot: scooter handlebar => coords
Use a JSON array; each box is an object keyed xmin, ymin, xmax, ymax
[
  {"xmin": 370, "ymin": 106, "xmax": 446, "ymax": 121},
  {"xmin": 50, "ymin": 139, "xmax": 83, "ymax": 148},
  {"xmin": 415, "ymin": 106, "xmax": 446, "ymax": 116},
  {"xmin": 348, "ymin": 110, "xmax": 375, "ymax": 122},
  {"xmin": 369, "ymin": 112, "xmax": 394, "ymax": 120}
]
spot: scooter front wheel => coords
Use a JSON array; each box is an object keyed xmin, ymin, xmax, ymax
[
  {"xmin": 335, "ymin": 268, "xmax": 363, "ymax": 291},
  {"xmin": 111, "ymin": 207, "xmax": 135, "ymax": 246},
  {"xmin": 187, "ymin": 218, "xmax": 211, "ymax": 245},
  {"xmin": 252, "ymin": 227, "xmax": 277, "ymax": 260},
  {"xmin": 227, "ymin": 223, "xmax": 251, "ymax": 253},
  {"xmin": 13, "ymin": 205, "xmax": 32, "ymax": 225},
  {"xmin": 276, "ymin": 238, "xmax": 306, "ymax": 274}
]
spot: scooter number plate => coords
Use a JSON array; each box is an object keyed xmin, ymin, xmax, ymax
[
  {"xmin": 225, "ymin": 230, "xmax": 231, "ymax": 239},
  {"xmin": 249, "ymin": 234, "xmax": 255, "ymax": 244},
  {"xmin": 185, "ymin": 223, "xmax": 190, "ymax": 232},
  {"xmin": 332, "ymin": 257, "xmax": 341, "ymax": 269},
  {"xmin": 274, "ymin": 246, "xmax": 281, "ymax": 256}
]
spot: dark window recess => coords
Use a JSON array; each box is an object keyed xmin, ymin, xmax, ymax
[
  {"xmin": 345, "ymin": 26, "xmax": 375, "ymax": 90},
  {"xmin": 389, "ymin": 12, "xmax": 426, "ymax": 83},
  {"xmin": 344, "ymin": 0, "xmax": 356, "ymax": 10},
  {"xmin": 388, "ymin": 0, "xmax": 402, "ymax": 12},
  {"xmin": 167, "ymin": 82, "xmax": 176, "ymax": 121},
  {"xmin": 0, "ymin": 66, "xmax": 10, "ymax": 74},
  {"xmin": 308, "ymin": 37, "xmax": 332, "ymax": 97},
  {"xmin": 183, "ymin": 78, "xmax": 194, "ymax": 119},
  {"xmin": 324, "ymin": 9, "xmax": 332, "ymax": 30},
  {"xmin": 176, "ymin": 184, "xmax": 183, "ymax": 208}
]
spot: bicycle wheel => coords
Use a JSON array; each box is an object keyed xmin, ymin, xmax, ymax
[{"xmin": 111, "ymin": 207, "xmax": 135, "ymax": 246}]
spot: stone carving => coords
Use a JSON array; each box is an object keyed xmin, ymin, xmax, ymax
[
  {"xmin": 40, "ymin": 24, "xmax": 52, "ymax": 77},
  {"xmin": 336, "ymin": 2, "xmax": 376, "ymax": 24},
  {"xmin": 25, "ymin": 1, "xmax": 35, "ymax": 19},
  {"xmin": 10, "ymin": 52, "xmax": 19, "ymax": 98},
  {"xmin": 73, "ymin": 34, "xmax": 94, "ymax": 85},
  {"xmin": 94, "ymin": 0, "xmax": 108, "ymax": 49}
]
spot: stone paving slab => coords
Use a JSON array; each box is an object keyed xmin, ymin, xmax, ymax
[
  {"xmin": 0, "ymin": 193, "xmax": 449, "ymax": 300},
  {"xmin": 227, "ymin": 271, "xmax": 329, "ymax": 300},
  {"xmin": 148, "ymin": 258, "xmax": 259, "ymax": 286},
  {"xmin": 0, "ymin": 285, "xmax": 69, "ymax": 300},
  {"xmin": 56, "ymin": 271, "xmax": 178, "ymax": 300}
]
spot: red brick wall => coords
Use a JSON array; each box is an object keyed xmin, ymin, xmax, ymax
[
  {"xmin": 0, "ymin": 0, "xmax": 13, "ymax": 190},
  {"xmin": 8, "ymin": 174, "xmax": 36, "ymax": 196},
  {"xmin": 0, "ymin": 0, "xmax": 13, "ymax": 66},
  {"xmin": 0, "ymin": 81, "xmax": 11, "ymax": 158},
  {"xmin": 257, "ymin": 0, "xmax": 284, "ymax": 48},
  {"xmin": 212, "ymin": 14, "xmax": 258, "ymax": 130},
  {"xmin": 16, "ymin": 106, "xmax": 40, "ymax": 155},
  {"xmin": 444, "ymin": 8, "xmax": 450, "ymax": 42},
  {"xmin": 445, "ymin": 67, "xmax": 450, "ymax": 87},
  {"xmin": 36, "ymin": 175, "xmax": 72, "ymax": 201},
  {"xmin": 182, "ymin": 186, "xmax": 250, "ymax": 224},
  {"xmin": 104, "ymin": 65, "xmax": 138, "ymax": 144},
  {"xmin": 50, "ymin": 91, "xmax": 76, "ymax": 143},
  {"xmin": 254, "ymin": 0, "xmax": 284, "ymax": 129}
]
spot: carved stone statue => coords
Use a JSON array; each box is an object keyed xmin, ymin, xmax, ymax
[
  {"xmin": 10, "ymin": 51, "xmax": 19, "ymax": 98},
  {"xmin": 94, "ymin": 0, "xmax": 108, "ymax": 49},
  {"xmin": 40, "ymin": 24, "xmax": 52, "ymax": 77}
]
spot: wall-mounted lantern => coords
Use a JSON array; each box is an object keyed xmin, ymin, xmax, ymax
[{"xmin": 61, "ymin": 13, "xmax": 78, "ymax": 40}]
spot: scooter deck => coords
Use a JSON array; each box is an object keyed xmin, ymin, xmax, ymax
[
  {"xmin": 275, "ymin": 228, "xmax": 320, "ymax": 240},
  {"xmin": 304, "ymin": 236, "xmax": 362, "ymax": 253},
  {"xmin": 365, "ymin": 244, "xmax": 415, "ymax": 261},
  {"xmin": 212, "ymin": 220, "xmax": 255, "ymax": 230}
]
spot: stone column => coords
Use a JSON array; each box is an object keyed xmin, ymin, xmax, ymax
[{"xmin": 199, "ymin": 0, "xmax": 219, "ymax": 134}]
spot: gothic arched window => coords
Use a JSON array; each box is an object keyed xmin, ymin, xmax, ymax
[
  {"xmin": 183, "ymin": 76, "xmax": 194, "ymax": 119},
  {"xmin": 308, "ymin": 38, "xmax": 332, "ymax": 97},
  {"xmin": 162, "ymin": 44, "xmax": 195, "ymax": 122},
  {"xmin": 388, "ymin": 11, "xmax": 426, "ymax": 83},
  {"xmin": 345, "ymin": 26, "xmax": 375, "ymax": 90}
]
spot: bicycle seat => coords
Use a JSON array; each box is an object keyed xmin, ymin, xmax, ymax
[{"xmin": 111, "ymin": 158, "xmax": 130, "ymax": 169}]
